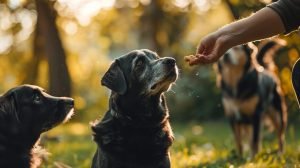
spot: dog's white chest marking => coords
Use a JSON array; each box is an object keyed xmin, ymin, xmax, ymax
[{"xmin": 222, "ymin": 95, "xmax": 260, "ymax": 118}]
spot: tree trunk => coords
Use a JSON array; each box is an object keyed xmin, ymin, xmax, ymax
[
  {"xmin": 224, "ymin": 0, "xmax": 239, "ymax": 20},
  {"xmin": 35, "ymin": 0, "xmax": 71, "ymax": 96},
  {"xmin": 140, "ymin": 0, "xmax": 164, "ymax": 54},
  {"xmin": 23, "ymin": 20, "xmax": 43, "ymax": 84}
]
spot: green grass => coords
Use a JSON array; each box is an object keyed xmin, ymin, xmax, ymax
[{"xmin": 41, "ymin": 121, "xmax": 300, "ymax": 168}]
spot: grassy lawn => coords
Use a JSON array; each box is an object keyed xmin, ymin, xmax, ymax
[{"xmin": 41, "ymin": 121, "xmax": 300, "ymax": 168}]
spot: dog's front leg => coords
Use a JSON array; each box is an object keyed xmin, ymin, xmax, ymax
[
  {"xmin": 230, "ymin": 120, "xmax": 243, "ymax": 156},
  {"xmin": 251, "ymin": 106, "xmax": 263, "ymax": 158}
]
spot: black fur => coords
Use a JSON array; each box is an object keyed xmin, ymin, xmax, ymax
[
  {"xmin": 0, "ymin": 85, "xmax": 74, "ymax": 168},
  {"xmin": 256, "ymin": 41, "xmax": 277, "ymax": 67},
  {"xmin": 92, "ymin": 49, "xmax": 177, "ymax": 168}
]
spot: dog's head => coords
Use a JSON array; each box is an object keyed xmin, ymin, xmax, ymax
[
  {"xmin": 218, "ymin": 44, "xmax": 255, "ymax": 71},
  {"xmin": 216, "ymin": 44, "xmax": 257, "ymax": 88},
  {"xmin": 0, "ymin": 85, "xmax": 74, "ymax": 137},
  {"xmin": 101, "ymin": 49, "xmax": 178, "ymax": 96}
]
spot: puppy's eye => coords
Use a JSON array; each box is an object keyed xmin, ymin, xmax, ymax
[{"xmin": 33, "ymin": 94, "xmax": 42, "ymax": 104}]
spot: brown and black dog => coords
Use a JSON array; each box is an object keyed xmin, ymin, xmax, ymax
[
  {"xmin": 91, "ymin": 49, "xmax": 178, "ymax": 168},
  {"xmin": 0, "ymin": 85, "xmax": 74, "ymax": 168},
  {"xmin": 216, "ymin": 41, "xmax": 287, "ymax": 157}
]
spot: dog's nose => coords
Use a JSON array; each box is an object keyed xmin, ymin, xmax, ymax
[
  {"xmin": 163, "ymin": 57, "xmax": 176, "ymax": 67},
  {"xmin": 60, "ymin": 97, "xmax": 74, "ymax": 106},
  {"xmin": 69, "ymin": 99, "xmax": 74, "ymax": 106}
]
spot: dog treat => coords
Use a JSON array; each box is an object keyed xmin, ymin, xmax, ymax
[{"xmin": 184, "ymin": 55, "xmax": 201, "ymax": 65}]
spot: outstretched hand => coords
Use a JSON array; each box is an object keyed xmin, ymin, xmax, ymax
[
  {"xmin": 184, "ymin": 7, "xmax": 287, "ymax": 66},
  {"xmin": 185, "ymin": 32, "xmax": 230, "ymax": 66}
]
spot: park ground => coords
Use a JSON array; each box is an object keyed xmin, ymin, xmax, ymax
[{"xmin": 41, "ymin": 120, "xmax": 300, "ymax": 168}]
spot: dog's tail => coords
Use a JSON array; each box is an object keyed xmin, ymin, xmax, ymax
[{"xmin": 256, "ymin": 39, "xmax": 286, "ymax": 72}]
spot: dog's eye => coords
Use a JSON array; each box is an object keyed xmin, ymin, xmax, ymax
[
  {"xmin": 33, "ymin": 94, "xmax": 42, "ymax": 104},
  {"xmin": 136, "ymin": 59, "xmax": 144, "ymax": 67}
]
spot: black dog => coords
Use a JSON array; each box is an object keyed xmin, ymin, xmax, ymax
[
  {"xmin": 216, "ymin": 42, "xmax": 287, "ymax": 157},
  {"xmin": 92, "ymin": 49, "xmax": 178, "ymax": 168},
  {"xmin": 0, "ymin": 85, "xmax": 74, "ymax": 168}
]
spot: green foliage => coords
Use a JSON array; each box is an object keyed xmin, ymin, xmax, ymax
[{"xmin": 41, "ymin": 123, "xmax": 96, "ymax": 168}]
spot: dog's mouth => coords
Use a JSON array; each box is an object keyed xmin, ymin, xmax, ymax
[
  {"xmin": 42, "ymin": 105, "xmax": 74, "ymax": 132},
  {"xmin": 63, "ymin": 107, "xmax": 75, "ymax": 123},
  {"xmin": 56, "ymin": 104, "xmax": 75, "ymax": 124},
  {"xmin": 150, "ymin": 68, "xmax": 178, "ymax": 91}
]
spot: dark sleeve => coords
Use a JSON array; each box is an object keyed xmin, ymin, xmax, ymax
[{"xmin": 268, "ymin": 0, "xmax": 300, "ymax": 34}]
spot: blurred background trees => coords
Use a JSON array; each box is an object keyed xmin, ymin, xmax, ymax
[{"xmin": 0, "ymin": 0, "xmax": 299, "ymax": 123}]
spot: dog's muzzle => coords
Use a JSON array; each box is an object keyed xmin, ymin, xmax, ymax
[
  {"xmin": 150, "ymin": 57, "xmax": 178, "ymax": 92},
  {"xmin": 162, "ymin": 58, "xmax": 176, "ymax": 67},
  {"xmin": 163, "ymin": 57, "xmax": 178, "ymax": 79}
]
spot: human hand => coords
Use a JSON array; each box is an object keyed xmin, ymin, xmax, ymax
[{"xmin": 185, "ymin": 32, "xmax": 231, "ymax": 66}]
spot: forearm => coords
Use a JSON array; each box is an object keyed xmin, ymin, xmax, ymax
[{"xmin": 216, "ymin": 7, "xmax": 285, "ymax": 48}]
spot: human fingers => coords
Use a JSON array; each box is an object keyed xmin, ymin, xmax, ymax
[
  {"xmin": 190, "ymin": 54, "xmax": 215, "ymax": 65},
  {"xmin": 196, "ymin": 33, "xmax": 218, "ymax": 55},
  {"xmin": 184, "ymin": 55, "xmax": 199, "ymax": 66},
  {"xmin": 184, "ymin": 54, "xmax": 214, "ymax": 66}
]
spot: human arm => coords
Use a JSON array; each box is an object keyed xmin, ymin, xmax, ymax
[{"xmin": 184, "ymin": 0, "xmax": 300, "ymax": 66}]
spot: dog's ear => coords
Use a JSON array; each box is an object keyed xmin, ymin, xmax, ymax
[
  {"xmin": 101, "ymin": 60, "xmax": 127, "ymax": 95},
  {"xmin": 243, "ymin": 43, "xmax": 254, "ymax": 56},
  {"xmin": 246, "ymin": 42, "xmax": 258, "ymax": 55},
  {"xmin": 0, "ymin": 90, "xmax": 19, "ymax": 122},
  {"xmin": 0, "ymin": 91, "xmax": 21, "ymax": 136}
]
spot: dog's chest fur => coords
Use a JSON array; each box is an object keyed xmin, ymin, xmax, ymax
[
  {"xmin": 92, "ymin": 94, "xmax": 173, "ymax": 167},
  {"xmin": 221, "ymin": 65, "xmax": 245, "ymax": 92},
  {"xmin": 221, "ymin": 67, "xmax": 260, "ymax": 120},
  {"xmin": 0, "ymin": 137, "xmax": 42, "ymax": 168},
  {"xmin": 220, "ymin": 68, "xmax": 275, "ymax": 121},
  {"xmin": 221, "ymin": 67, "xmax": 259, "ymax": 99}
]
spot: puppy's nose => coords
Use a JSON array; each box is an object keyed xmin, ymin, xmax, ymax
[
  {"xmin": 163, "ymin": 57, "xmax": 176, "ymax": 67},
  {"xmin": 60, "ymin": 97, "xmax": 74, "ymax": 106},
  {"xmin": 69, "ymin": 99, "xmax": 74, "ymax": 106}
]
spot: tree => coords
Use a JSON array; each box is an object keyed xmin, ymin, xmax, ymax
[{"xmin": 4, "ymin": 0, "xmax": 72, "ymax": 96}]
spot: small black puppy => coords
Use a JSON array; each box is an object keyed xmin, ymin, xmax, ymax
[
  {"xmin": 216, "ymin": 42, "xmax": 287, "ymax": 157},
  {"xmin": 92, "ymin": 49, "xmax": 178, "ymax": 168},
  {"xmin": 0, "ymin": 85, "xmax": 74, "ymax": 168}
]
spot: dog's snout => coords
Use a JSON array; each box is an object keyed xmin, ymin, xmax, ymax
[
  {"xmin": 69, "ymin": 99, "xmax": 74, "ymax": 106},
  {"xmin": 59, "ymin": 97, "xmax": 74, "ymax": 106},
  {"xmin": 162, "ymin": 58, "xmax": 176, "ymax": 67}
]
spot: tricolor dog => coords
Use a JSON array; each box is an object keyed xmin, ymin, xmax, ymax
[{"xmin": 216, "ymin": 41, "xmax": 287, "ymax": 157}]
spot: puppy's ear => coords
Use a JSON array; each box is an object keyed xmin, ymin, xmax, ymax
[
  {"xmin": 101, "ymin": 61, "xmax": 127, "ymax": 95},
  {"xmin": 0, "ymin": 91, "xmax": 19, "ymax": 122}
]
